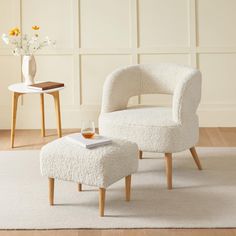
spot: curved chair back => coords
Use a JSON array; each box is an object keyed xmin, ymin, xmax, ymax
[{"xmin": 101, "ymin": 63, "xmax": 201, "ymax": 122}]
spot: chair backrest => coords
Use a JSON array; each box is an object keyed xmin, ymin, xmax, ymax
[
  {"xmin": 139, "ymin": 63, "xmax": 196, "ymax": 95},
  {"xmin": 101, "ymin": 63, "xmax": 201, "ymax": 115}
]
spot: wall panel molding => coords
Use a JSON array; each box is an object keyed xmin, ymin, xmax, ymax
[{"xmin": 0, "ymin": 0, "xmax": 236, "ymax": 128}]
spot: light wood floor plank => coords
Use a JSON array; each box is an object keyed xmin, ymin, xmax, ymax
[
  {"xmin": 0, "ymin": 231, "xmax": 79, "ymax": 236},
  {"xmin": 1, "ymin": 229, "xmax": 236, "ymax": 236},
  {"xmin": 219, "ymin": 127, "xmax": 236, "ymax": 146},
  {"xmin": 204, "ymin": 128, "xmax": 228, "ymax": 147}
]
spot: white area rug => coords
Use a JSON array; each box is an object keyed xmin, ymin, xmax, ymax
[{"xmin": 0, "ymin": 148, "xmax": 236, "ymax": 229}]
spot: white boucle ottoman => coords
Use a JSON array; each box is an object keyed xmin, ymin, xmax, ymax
[{"xmin": 40, "ymin": 136, "xmax": 139, "ymax": 216}]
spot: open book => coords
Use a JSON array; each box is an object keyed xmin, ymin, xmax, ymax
[{"xmin": 66, "ymin": 133, "xmax": 112, "ymax": 149}]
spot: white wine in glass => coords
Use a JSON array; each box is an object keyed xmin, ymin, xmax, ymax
[{"xmin": 81, "ymin": 120, "xmax": 95, "ymax": 139}]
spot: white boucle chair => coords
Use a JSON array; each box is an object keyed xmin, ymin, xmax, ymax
[
  {"xmin": 40, "ymin": 137, "xmax": 138, "ymax": 216},
  {"xmin": 99, "ymin": 63, "xmax": 202, "ymax": 189}
]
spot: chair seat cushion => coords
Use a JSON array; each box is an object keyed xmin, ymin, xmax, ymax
[
  {"xmin": 40, "ymin": 137, "xmax": 138, "ymax": 188},
  {"xmin": 99, "ymin": 106, "xmax": 199, "ymax": 153},
  {"xmin": 100, "ymin": 106, "xmax": 177, "ymax": 127}
]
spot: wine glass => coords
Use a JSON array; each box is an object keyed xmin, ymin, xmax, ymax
[{"xmin": 81, "ymin": 120, "xmax": 95, "ymax": 139}]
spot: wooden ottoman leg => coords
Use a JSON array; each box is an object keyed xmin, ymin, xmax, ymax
[
  {"xmin": 165, "ymin": 153, "xmax": 172, "ymax": 190},
  {"xmin": 99, "ymin": 188, "xmax": 106, "ymax": 217},
  {"xmin": 78, "ymin": 183, "xmax": 82, "ymax": 191},
  {"xmin": 49, "ymin": 178, "xmax": 54, "ymax": 205},
  {"xmin": 125, "ymin": 175, "xmax": 131, "ymax": 201}
]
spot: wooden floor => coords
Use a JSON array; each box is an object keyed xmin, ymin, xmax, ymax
[{"xmin": 0, "ymin": 128, "xmax": 236, "ymax": 236}]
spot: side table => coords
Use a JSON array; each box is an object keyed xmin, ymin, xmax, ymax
[{"xmin": 8, "ymin": 83, "xmax": 64, "ymax": 148}]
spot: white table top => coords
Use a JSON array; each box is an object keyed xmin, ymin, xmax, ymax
[{"xmin": 8, "ymin": 82, "xmax": 64, "ymax": 94}]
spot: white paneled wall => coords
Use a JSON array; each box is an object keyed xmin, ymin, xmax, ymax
[{"xmin": 0, "ymin": 0, "xmax": 236, "ymax": 129}]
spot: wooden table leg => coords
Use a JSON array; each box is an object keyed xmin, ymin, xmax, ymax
[
  {"xmin": 40, "ymin": 94, "xmax": 46, "ymax": 137},
  {"xmin": 48, "ymin": 91, "xmax": 62, "ymax": 138},
  {"xmin": 11, "ymin": 92, "xmax": 22, "ymax": 148},
  {"xmin": 139, "ymin": 150, "xmax": 143, "ymax": 160},
  {"xmin": 78, "ymin": 183, "xmax": 82, "ymax": 191}
]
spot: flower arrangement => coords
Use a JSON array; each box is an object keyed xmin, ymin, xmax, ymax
[{"xmin": 2, "ymin": 26, "xmax": 55, "ymax": 55}]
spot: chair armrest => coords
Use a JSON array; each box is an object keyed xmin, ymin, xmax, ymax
[
  {"xmin": 172, "ymin": 70, "xmax": 202, "ymax": 124},
  {"xmin": 101, "ymin": 66, "xmax": 141, "ymax": 113}
]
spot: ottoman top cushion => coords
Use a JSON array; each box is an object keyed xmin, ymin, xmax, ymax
[{"xmin": 40, "ymin": 136, "xmax": 138, "ymax": 188}]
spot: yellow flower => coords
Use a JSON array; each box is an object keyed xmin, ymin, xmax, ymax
[
  {"xmin": 32, "ymin": 25, "xmax": 40, "ymax": 30},
  {"xmin": 9, "ymin": 30, "xmax": 15, "ymax": 36},
  {"xmin": 9, "ymin": 27, "xmax": 20, "ymax": 36}
]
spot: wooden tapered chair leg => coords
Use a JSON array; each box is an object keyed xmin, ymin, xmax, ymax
[
  {"xmin": 165, "ymin": 153, "xmax": 172, "ymax": 190},
  {"xmin": 78, "ymin": 183, "xmax": 82, "ymax": 191},
  {"xmin": 125, "ymin": 175, "xmax": 131, "ymax": 201},
  {"xmin": 49, "ymin": 178, "xmax": 54, "ymax": 205},
  {"xmin": 99, "ymin": 188, "xmax": 106, "ymax": 217},
  {"xmin": 139, "ymin": 150, "xmax": 143, "ymax": 160},
  {"xmin": 189, "ymin": 147, "xmax": 202, "ymax": 170}
]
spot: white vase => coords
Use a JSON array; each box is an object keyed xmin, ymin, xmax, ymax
[{"xmin": 22, "ymin": 55, "xmax": 37, "ymax": 85}]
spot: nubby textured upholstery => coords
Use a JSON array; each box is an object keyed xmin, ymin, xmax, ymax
[
  {"xmin": 99, "ymin": 63, "xmax": 202, "ymax": 189},
  {"xmin": 40, "ymin": 137, "xmax": 138, "ymax": 188},
  {"xmin": 40, "ymin": 137, "xmax": 139, "ymax": 216}
]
